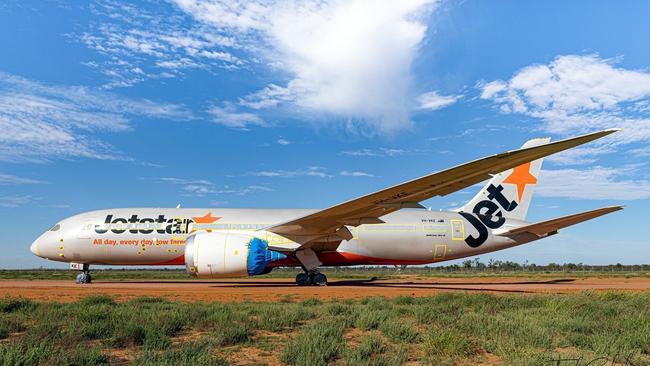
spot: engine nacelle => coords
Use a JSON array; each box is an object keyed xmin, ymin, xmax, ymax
[{"xmin": 184, "ymin": 231, "xmax": 285, "ymax": 278}]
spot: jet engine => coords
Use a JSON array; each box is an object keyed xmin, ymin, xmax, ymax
[{"xmin": 184, "ymin": 231, "xmax": 286, "ymax": 278}]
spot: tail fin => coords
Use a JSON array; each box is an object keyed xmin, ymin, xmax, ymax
[{"xmin": 458, "ymin": 137, "xmax": 550, "ymax": 222}]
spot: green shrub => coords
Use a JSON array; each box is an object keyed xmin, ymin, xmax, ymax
[
  {"xmin": 421, "ymin": 328, "xmax": 477, "ymax": 364},
  {"xmin": 159, "ymin": 314, "xmax": 185, "ymax": 337},
  {"xmin": 0, "ymin": 298, "xmax": 34, "ymax": 313},
  {"xmin": 80, "ymin": 295, "xmax": 115, "ymax": 306},
  {"xmin": 128, "ymin": 296, "xmax": 169, "ymax": 305},
  {"xmin": 25, "ymin": 322, "xmax": 63, "ymax": 343},
  {"xmin": 361, "ymin": 297, "xmax": 391, "ymax": 311},
  {"xmin": 394, "ymin": 296, "xmax": 415, "ymax": 306},
  {"xmin": 143, "ymin": 328, "xmax": 171, "ymax": 350},
  {"xmin": 344, "ymin": 332, "xmax": 385, "ymax": 365},
  {"xmin": 79, "ymin": 320, "xmax": 112, "ymax": 340},
  {"xmin": 110, "ymin": 322, "xmax": 147, "ymax": 347},
  {"xmin": 301, "ymin": 298, "xmax": 322, "ymax": 306},
  {"xmin": 255, "ymin": 305, "xmax": 313, "ymax": 331},
  {"xmin": 63, "ymin": 346, "xmax": 109, "ymax": 365},
  {"xmin": 0, "ymin": 342, "xmax": 55, "ymax": 365},
  {"xmin": 378, "ymin": 318, "xmax": 418, "ymax": 343},
  {"xmin": 327, "ymin": 302, "xmax": 353, "ymax": 316},
  {"xmin": 133, "ymin": 340, "xmax": 228, "ymax": 366},
  {"xmin": 213, "ymin": 323, "xmax": 250, "ymax": 346},
  {"xmin": 354, "ymin": 309, "xmax": 389, "ymax": 330},
  {"xmin": 281, "ymin": 320, "xmax": 346, "ymax": 366},
  {"xmin": 0, "ymin": 317, "xmax": 24, "ymax": 338}
]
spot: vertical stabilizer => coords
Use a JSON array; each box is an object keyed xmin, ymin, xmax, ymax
[{"xmin": 458, "ymin": 137, "xmax": 550, "ymax": 222}]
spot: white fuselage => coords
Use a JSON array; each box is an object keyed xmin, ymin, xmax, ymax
[{"xmin": 30, "ymin": 208, "xmax": 530, "ymax": 267}]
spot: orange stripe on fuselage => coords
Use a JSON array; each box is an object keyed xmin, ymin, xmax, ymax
[
  {"xmin": 270, "ymin": 251, "xmax": 431, "ymax": 267},
  {"xmin": 153, "ymin": 255, "xmax": 185, "ymax": 265},
  {"xmin": 151, "ymin": 251, "xmax": 430, "ymax": 267}
]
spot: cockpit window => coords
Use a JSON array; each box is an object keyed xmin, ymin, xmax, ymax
[{"xmin": 49, "ymin": 224, "xmax": 61, "ymax": 232}]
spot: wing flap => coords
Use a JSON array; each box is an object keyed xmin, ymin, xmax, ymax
[
  {"xmin": 268, "ymin": 242, "xmax": 301, "ymax": 252},
  {"xmin": 497, "ymin": 206, "xmax": 623, "ymax": 237}
]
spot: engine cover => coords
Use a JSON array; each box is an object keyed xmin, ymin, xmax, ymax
[{"xmin": 184, "ymin": 231, "xmax": 285, "ymax": 278}]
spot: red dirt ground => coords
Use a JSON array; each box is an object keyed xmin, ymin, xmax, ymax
[{"xmin": 1, "ymin": 276, "xmax": 648, "ymax": 302}]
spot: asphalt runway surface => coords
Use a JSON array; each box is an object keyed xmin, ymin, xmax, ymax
[{"xmin": 1, "ymin": 276, "xmax": 649, "ymax": 302}]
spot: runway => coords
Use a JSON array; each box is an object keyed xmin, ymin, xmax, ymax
[{"xmin": 2, "ymin": 276, "xmax": 649, "ymax": 302}]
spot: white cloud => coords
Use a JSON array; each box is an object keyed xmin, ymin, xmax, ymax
[
  {"xmin": 340, "ymin": 170, "xmax": 375, "ymax": 177},
  {"xmin": 0, "ymin": 72, "xmax": 192, "ymax": 162},
  {"xmin": 629, "ymin": 146, "xmax": 650, "ymax": 157},
  {"xmin": 250, "ymin": 166, "xmax": 331, "ymax": 178},
  {"xmin": 276, "ymin": 138, "xmax": 290, "ymax": 145},
  {"xmin": 158, "ymin": 177, "xmax": 216, "ymax": 196},
  {"xmin": 207, "ymin": 102, "xmax": 268, "ymax": 130},
  {"xmin": 382, "ymin": 148, "xmax": 410, "ymax": 156},
  {"xmin": 173, "ymin": 0, "xmax": 438, "ymax": 133},
  {"xmin": 481, "ymin": 55, "xmax": 650, "ymax": 114},
  {"xmin": 417, "ymin": 91, "xmax": 461, "ymax": 110},
  {"xmin": 341, "ymin": 147, "xmax": 417, "ymax": 157},
  {"xmin": 155, "ymin": 58, "xmax": 202, "ymax": 69},
  {"xmin": 157, "ymin": 177, "xmax": 272, "ymax": 196},
  {"xmin": 479, "ymin": 55, "xmax": 650, "ymax": 155},
  {"xmin": 79, "ymin": 1, "xmax": 243, "ymax": 88},
  {"xmin": 46, "ymin": 204, "xmax": 72, "ymax": 209},
  {"xmin": 0, "ymin": 173, "xmax": 47, "ymax": 185},
  {"xmin": 0, "ymin": 195, "xmax": 41, "ymax": 208},
  {"xmin": 341, "ymin": 149, "xmax": 380, "ymax": 157},
  {"xmin": 537, "ymin": 166, "xmax": 650, "ymax": 200},
  {"xmin": 545, "ymin": 145, "xmax": 615, "ymax": 165},
  {"xmin": 80, "ymin": 1, "xmax": 453, "ymax": 132},
  {"xmin": 240, "ymin": 84, "xmax": 295, "ymax": 110}
]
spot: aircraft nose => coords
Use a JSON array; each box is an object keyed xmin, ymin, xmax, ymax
[{"xmin": 30, "ymin": 239, "xmax": 40, "ymax": 256}]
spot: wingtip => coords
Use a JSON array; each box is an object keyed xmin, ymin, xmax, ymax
[{"xmin": 604, "ymin": 205, "xmax": 625, "ymax": 212}]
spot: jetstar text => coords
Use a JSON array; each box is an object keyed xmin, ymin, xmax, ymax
[
  {"xmin": 94, "ymin": 215, "xmax": 192, "ymax": 235},
  {"xmin": 458, "ymin": 184, "xmax": 518, "ymax": 248}
]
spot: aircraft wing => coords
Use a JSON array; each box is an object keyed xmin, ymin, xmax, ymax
[
  {"xmin": 265, "ymin": 129, "xmax": 619, "ymax": 248},
  {"xmin": 495, "ymin": 206, "xmax": 623, "ymax": 238}
]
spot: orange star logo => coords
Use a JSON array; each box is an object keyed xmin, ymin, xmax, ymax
[
  {"xmin": 190, "ymin": 212, "xmax": 221, "ymax": 233},
  {"xmin": 503, "ymin": 162, "xmax": 537, "ymax": 201},
  {"xmin": 192, "ymin": 212, "xmax": 220, "ymax": 224}
]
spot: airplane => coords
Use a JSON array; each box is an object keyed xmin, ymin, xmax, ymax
[{"xmin": 30, "ymin": 129, "xmax": 623, "ymax": 285}]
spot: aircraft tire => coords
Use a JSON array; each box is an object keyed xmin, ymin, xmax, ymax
[
  {"xmin": 296, "ymin": 273, "xmax": 311, "ymax": 286},
  {"xmin": 76, "ymin": 272, "xmax": 92, "ymax": 284},
  {"xmin": 311, "ymin": 272, "xmax": 327, "ymax": 286}
]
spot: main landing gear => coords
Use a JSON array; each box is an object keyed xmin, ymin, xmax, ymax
[
  {"xmin": 75, "ymin": 264, "xmax": 92, "ymax": 284},
  {"xmin": 295, "ymin": 271, "xmax": 328, "ymax": 286},
  {"xmin": 294, "ymin": 248, "xmax": 327, "ymax": 286}
]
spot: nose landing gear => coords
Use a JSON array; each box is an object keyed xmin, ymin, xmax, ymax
[{"xmin": 74, "ymin": 263, "xmax": 92, "ymax": 284}]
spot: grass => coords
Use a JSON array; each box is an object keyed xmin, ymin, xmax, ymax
[{"xmin": 0, "ymin": 291, "xmax": 647, "ymax": 365}]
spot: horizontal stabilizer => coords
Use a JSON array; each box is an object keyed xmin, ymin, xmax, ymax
[{"xmin": 496, "ymin": 206, "xmax": 623, "ymax": 237}]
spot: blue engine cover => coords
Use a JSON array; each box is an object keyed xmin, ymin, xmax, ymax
[{"xmin": 247, "ymin": 238, "xmax": 287, "ymax": 276}]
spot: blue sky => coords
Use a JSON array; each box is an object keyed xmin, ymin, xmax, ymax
[{"xmin": 1, "ymin": 0, "xmax": 650, "ymax": 268}]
